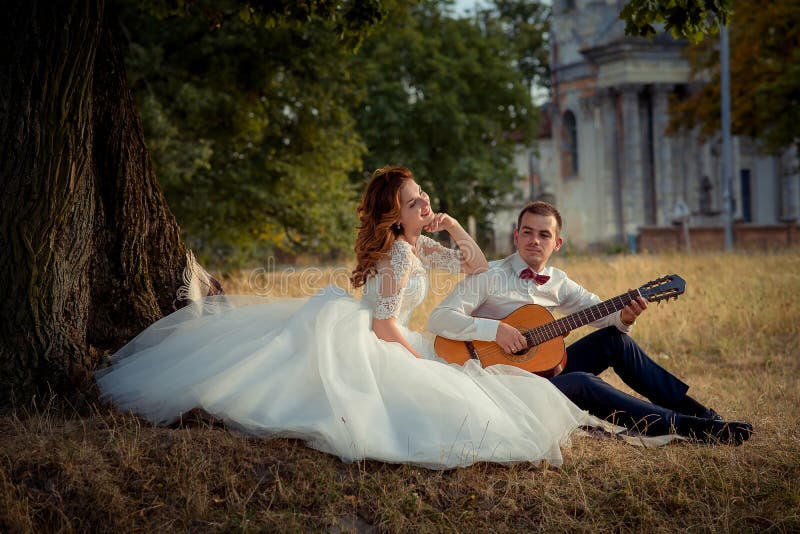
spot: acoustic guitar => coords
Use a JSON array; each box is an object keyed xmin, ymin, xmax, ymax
[{"xmin": 434, "ymin": 274, "xmax": 685, "ymax": 377}]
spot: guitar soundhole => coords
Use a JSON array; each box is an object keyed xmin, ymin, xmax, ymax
[{"xmin": 506, "ymin": 346, "xmax": 537, "ymax": 363}]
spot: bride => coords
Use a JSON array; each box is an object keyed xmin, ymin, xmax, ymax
[{"xmin": 96, "ymin": 165, "xmax": 594, "ymax": 469}]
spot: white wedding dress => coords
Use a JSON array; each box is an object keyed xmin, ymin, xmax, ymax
[{"xmin": 96, "ymin": 237, "xmax": 593, "ymax": 469}]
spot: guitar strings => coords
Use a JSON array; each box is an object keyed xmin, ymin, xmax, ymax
[{"xmin": 478, "ymin": 326, "xmax": 557, "ymax": 359}]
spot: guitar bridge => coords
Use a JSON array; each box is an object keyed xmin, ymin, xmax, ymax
[{"xmin": 465, "ymin": 341, "xmax": 479, "ymax": 360}]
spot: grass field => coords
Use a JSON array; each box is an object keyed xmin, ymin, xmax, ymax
[{"xmin": 2, "ymin": 252, "xmax": 799, "ymax": 532}]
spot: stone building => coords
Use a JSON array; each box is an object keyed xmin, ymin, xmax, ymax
[{"xmin": 490, "ymin": 0, "xmax": 799, "ymax": 254}]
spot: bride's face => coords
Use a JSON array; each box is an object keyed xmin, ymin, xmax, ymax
[{"xmin": 397, "ymin": 179, "xmax": 433, "ymax": 233}]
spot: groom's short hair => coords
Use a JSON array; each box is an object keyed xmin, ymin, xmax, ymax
[{"xmin": 517, "ymin": 201, "xmax": 563, "ymax": 235}]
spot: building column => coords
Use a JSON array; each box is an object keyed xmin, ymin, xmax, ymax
[
  {"xmin": 579, "ymin": 94, "xmax": 613, "ymax": 241},
  {"xmin": 699, "ymin": 136, "xmax": 717, "ymax": 216},
  {"xmin": 620, "ymin": 84, "xmax": 645, "ymax": 242},
  {"xmin": 781, "ymin": 145, "xmax": 800, "ymax": 221},
  {"xmin": 732, "ymin": 136, "xmax": 743, "ymax": 219},
  {"xmin": 651, "ymin": 85, "xmax": 674, "ymax": 225},
  {"xmin": 599, "ymin": 90, "xmax": 623, "ymax": 240}
]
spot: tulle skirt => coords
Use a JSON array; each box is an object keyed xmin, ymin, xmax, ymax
[{"xmin": 96, "ymin": 286, "xmax": 592, "ymax": 469}]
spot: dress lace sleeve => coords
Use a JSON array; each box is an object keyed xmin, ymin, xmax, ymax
[
  {"xmin": 416, "ymin": 235, "xmax": 462, "ymax": 274},
  {"xmin": 371, "ymin": 241, "xmax": 414, "ymax": 320}
]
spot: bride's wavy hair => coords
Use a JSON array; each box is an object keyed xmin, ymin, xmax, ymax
[{"xmin": 351, "ymin": 165, "xmax": 413, "ymax": 288}]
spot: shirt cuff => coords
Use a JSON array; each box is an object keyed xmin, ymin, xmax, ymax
[
  {"xmin": 474, "ymin": 318, "xmax": 501, "ymax": 342},
  {"xmin": 616, "ymin": 310, "xmax": 633, "ymax": 334}
]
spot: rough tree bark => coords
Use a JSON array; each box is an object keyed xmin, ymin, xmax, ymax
[{"xmin": 0, "ymin": 1, "xmax": 217, "ymax": 408}]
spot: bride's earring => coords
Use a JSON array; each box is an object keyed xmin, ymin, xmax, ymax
[{"xmin": 394, "ymin": 223, "xmax": 402, "ymax": 231}]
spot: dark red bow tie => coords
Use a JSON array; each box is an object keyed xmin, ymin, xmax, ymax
[{"xmin": 519, "ymin": 268, "xmax": 550, "ymax": 285}]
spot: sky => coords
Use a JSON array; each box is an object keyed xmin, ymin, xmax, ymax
[
  {"xmin": 451, "ymin": 0, "xmax": 490, "ymax": 15},
  {"xmin": 452, "ymin": 0, "xmax": 553, "ymax": 15}
]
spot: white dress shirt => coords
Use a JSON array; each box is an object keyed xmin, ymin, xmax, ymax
[{"xmin": 427, "ymin": 253, "xmax": 632, "ymax": 342}]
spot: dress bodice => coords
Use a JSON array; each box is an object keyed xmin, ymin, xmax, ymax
[{"xmin": 361, "ymin": 236, "xmax": 462, "ymax": 326}]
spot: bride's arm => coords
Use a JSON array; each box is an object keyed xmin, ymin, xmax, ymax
[
  {"xmin": 369, "ymin": 243, "xmax": 424, "ymax": 358},
  {"xmin": 423, "ymin": 214, "xmax": 488, "ymax": 274},
  {"xmin": 372, "ymin": 318, "xmax": 425, "ymax": 359}
]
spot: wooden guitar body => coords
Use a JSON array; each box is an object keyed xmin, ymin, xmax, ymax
[{"xmin": 434, "ymin": 304, "xmax": 567, "ymax": 377}]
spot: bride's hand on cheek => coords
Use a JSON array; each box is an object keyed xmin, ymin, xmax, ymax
[{"xmin": 424, "ymin": 213, "xmax": 457, "ymax": 233}]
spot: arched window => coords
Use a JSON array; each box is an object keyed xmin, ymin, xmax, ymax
[{"xmin": 561, "ymin": 110, "xmax": 578, "ymax": 177}]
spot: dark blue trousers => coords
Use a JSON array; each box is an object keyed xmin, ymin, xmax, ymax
[{"xmin": 549, "ymin": 327, "xmax": 690, "ymax": 435}]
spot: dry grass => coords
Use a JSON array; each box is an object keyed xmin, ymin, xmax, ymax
[{"xmin": 2, "ymin": 252, "xmax": 800, "ymax": 532}]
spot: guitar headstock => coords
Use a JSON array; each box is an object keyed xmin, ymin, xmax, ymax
[{"xmin": 638, "ymin": 274, "xmax": 685, "ymax": 303}]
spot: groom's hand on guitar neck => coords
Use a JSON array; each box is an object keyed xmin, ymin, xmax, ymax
[
  {"xmin": 496, "ymin": 322, "xmax": 527, "ymax": 354},
  {"xmin": 621, "ymin": 292, "xmax": 648, "ymax": 326}
]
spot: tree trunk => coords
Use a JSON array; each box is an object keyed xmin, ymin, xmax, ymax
[{"xmin": 0, "ymin": 1, "xmax": 212, "ymax": 408}]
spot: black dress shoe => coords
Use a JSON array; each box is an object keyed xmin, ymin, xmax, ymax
[
  {"xmin": 708, "ymin": 420, "xmax": 753, "ymax": 445},
  {"xmin": 678, "ymin": 415, "xmax": 753, "ymax": 446}
]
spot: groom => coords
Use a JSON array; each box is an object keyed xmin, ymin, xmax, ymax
[{"xmin": 427, "ymin": 201, "xmax": 753, "ymax": 445}]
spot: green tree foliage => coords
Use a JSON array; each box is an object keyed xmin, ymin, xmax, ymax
[
  {"xmin": 620, "ymin": 0, "xmax": 733, "ymax": 42},
  {"xmin": 122, "ymin": 1, "xmax": 367, "ymax": 265},
  {"xmin": 485, "ymin": 0, "xmax": 550, "ymax": 94},
  {"xmin": 142, "ymin": 0, "xmax": 388, "ymax": 50},
  {"xmin": 348, "ymin": 1, "xmax": 539, "ymax": 244},
  {"xmin": 668, "ymin": 0, "xmax": 800, "ymax": 154},
  {"xmin": 126, "ymin": 0, "xmax": 545, "ymax": 257}
]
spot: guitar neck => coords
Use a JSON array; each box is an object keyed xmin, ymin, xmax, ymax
[{"xmin": 523, "ymin": 290, "xmax": 640, "ymax": 346}]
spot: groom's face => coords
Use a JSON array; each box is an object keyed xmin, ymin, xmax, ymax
[{"xmin": 514, "ymin": 213, "xmax": 562, "ymax": 271}]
